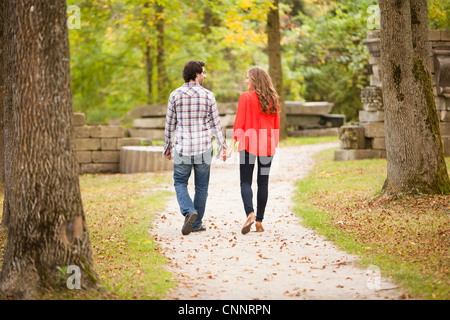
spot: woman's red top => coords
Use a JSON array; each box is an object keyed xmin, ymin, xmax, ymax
[{"xmin": 232, "ymin": 90, "xmax": 280, "ymax": 157}]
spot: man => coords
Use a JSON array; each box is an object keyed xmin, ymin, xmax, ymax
[{"xmin": 164, "ymin": 60, "xmax": 227, "ymax": 235}]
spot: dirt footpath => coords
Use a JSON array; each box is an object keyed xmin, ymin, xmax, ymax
[{"xmin": 151, "ymin": 142, "xmax": 407, "ymax": 300}]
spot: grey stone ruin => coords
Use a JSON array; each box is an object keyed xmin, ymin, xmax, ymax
[{"xmin": 335, "ymin": 30, "xmax": 450, "ymax": 161}]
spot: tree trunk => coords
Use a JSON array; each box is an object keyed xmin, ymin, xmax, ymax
[
  {"xmin": 267, "ymin": 0, "xmax": 287, "ymax": 140},
  {"xmin": 156, "ymin": 3, "xmax": 167, "ymax": 102},
  {"xmin": 0, "ymin": 0, "xmax": 99, "ymax": 299},
  {"xmin": 1, "ymin": 0, "xmax": 14, "ymax": 228},
  {"xmin": 145, "ymin": 43, "xmax": 153, "ymax": 104},
  {"xmin": 379, "ymin": 0, "xmax": 450, "ymax": 195},
  {"xmin": 0, "ymin": 0, "xmax": 5, "ymax": 184}
]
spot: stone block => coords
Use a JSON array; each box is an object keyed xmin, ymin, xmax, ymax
[
  {"xmin": 443, "ymin": 136, "xmax": 450, "ymax": 157},
  {"xmin": 76, "ymin": 151, "xmax": 92, "ymax": 163},
  {"xmin": 439, "ymin": 122, "xmax": 450, "ymax": 136},
  {"xmin": 220, "ymin": 114, "xmax": 237, "ymax": 128},
  {"xmin": 361, "ymin": 86, "xmax": 383, "ymax": 111},
  {"xmin": 133, "ymin": 117, "xmax": 166, "ymax": 129},
  {"xmin": 287, "ymin": 128, "xmax": 338, "ymax": 137},
  {"xmin": 98, "ymin": 126, "xmax": 125, "ymax": 138},
  {"xmin": 334, "ymin": 149, "xmax": 386, "ymax": 161},
  {"xmin": 128, "ymin": 128, "xmax": 165, "ymax": 140},
  {"xmin": 92, "ymin": 151, "xmax": 120, "ymax": 163},
  {"xmin": 75, "ymin": 138, "xmax": 101, "ymax": 151},
  {"xmin": 101, "ymin": 138, "xmax": 118, "ymax": 150},
  {"xmin": 429, "ymin": 30, "xmax": 441, "ymax": 41},
  {"xmin": 120, "ymin": 146, "xmax": 172, "ymax": 173},
  {"xmin": 363, "ymin": 122, "xmax": 385, "ymax": 138},
  {"xmin": 287, "ymin": 115, "xmax": 322, "ymax": 128},
  {"xmin": 371, "ymin": 137, "xmax": 386, "ymax": 150},
  {"xmin": 118, "ymin": 138, "xmax": 143, "ymax": 148},
  {"xmin": 338, "ymin": 125, "xmax": 366, "ymax": 149},
  {"xmin": 442, "ymin": 30, "xmax": 450, "ymax": 41},
  {"xmin": 80, "ymin": 163, "xmax": 120, "ymax": 174},
  {"xmin": 370, "ymin": 74, "xmax": 382, "ymax": 87},
  {"xmin": 217, "ymin": 102, "xmax": 238, "ymax": 115},
  {"xmin": 74, "ymin": 126, "xmax": 101, "ymax": 138},
  {"xmin": 359, "ymin": 110, "xmax": 384, "ymax": 122},
  {"xmin": 73, "ymin": 113, "xmax": 86, "ymax": 126},
  {"xmin": 439, "ymin": 110, "xmax": 450, "ymax": 122},
  {"xmin": 285, "ymin": 101, "xmax": 333, "ymax": 115},
  {"xmin": 435, "ymin": 96, "xmax": 447, "ymax": 111}
]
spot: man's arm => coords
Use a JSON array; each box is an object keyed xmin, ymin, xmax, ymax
[
  {"xmin": 209, "ymin": 95, "xmax": 227, "ymax": 156},
  {"xmin": 163, "ymin": 94, "xmax": 177, "ymax": 159}
]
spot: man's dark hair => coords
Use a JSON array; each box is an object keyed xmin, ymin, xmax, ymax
[{"xmin": 183, "ymin": 60, "xmax": 205, "ymax": 82}]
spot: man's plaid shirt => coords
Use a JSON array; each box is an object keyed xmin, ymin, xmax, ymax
[{"xmin": 164, "ymin": 82, "xmax": 227, "ymax": 157}]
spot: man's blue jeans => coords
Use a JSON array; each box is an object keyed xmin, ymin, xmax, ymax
[{"xmin": 173, "ymin": 148, "xmax": 213, "ymax": 231}]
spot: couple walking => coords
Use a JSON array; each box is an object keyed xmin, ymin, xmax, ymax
[{"xmin": 163, "ymin": 60, "xmax": 280, "ymax": 236}]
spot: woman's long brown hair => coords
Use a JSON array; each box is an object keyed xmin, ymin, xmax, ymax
[{"xmin": 247, "ymin": 67, "xmax": 279, "ymax": 115}]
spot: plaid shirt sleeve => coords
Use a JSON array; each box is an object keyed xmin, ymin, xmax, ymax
[
  {"xmin": 163, "ymin": 93, "xmax": 177, "ymax": 156},
  {"xmin": 209, "ymin": 95, "xmax": 227, "ymax": 154}
]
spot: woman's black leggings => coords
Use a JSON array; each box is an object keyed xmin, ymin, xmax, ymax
[{"xmin": 239, "ymin": 150, "xmax": 273, "ymax": 222}]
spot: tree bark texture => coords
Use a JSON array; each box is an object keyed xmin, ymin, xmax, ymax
[
  {"xmin": 379, "ymin": 0, "xmax": 450, "ymax": 195},
  {"xmin": 1, "ymin": 0, "xmax": 14, "ymax": 227},
  {"xmin": 267, "ymin": 0, "xmax": 287, "ymax": 140},
  {"xmin": 0, "ymin": 0, "xmax": 99, "ymax": 298},
  {"xmin": 0, "ymin": 0, "xmax": 5, "ymax": 184}
]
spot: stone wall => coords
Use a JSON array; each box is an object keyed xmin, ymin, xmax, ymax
[
  {"xmin": 73, "ymin": 113, "xmax": 142, "ymax": 174},
  {"xmin": 335, "ymin": 30, "xmax": 450, "ymax": 161},
  {"xmin": 126, "ymin": 101, "xmax": 344, "ymax": 140}
]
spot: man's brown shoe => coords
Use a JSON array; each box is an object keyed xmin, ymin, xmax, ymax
[
  {"xmin": 241, "ymin": 212, "xmax": 255, "ymax": 235},
  {"xmin": 255, "ymin": 222, "xmax": 264, "ymax": 232}
]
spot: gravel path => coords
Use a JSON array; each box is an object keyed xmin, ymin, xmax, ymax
[{"xmin": 151, "ymin": 142, "xmax": 406, "ymax": 300}]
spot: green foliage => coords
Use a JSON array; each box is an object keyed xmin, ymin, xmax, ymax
[
  {"xmin": 282, "ymin": 0, "xmax": 378, "ymax": 121},
  {"xmin": 68, "ymin": 0, "xmax": 450, "ymax": 124}
]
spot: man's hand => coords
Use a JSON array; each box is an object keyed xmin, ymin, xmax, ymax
[
  {"xmin": 221, "ymin": 148, "xmax": 227, "ymax": 161},
  {"xmin": 164, "ymin": 148, "xmax": 173, "ymax": 160}
]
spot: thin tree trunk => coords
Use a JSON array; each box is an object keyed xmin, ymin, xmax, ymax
[
  {"xmin": 0, "ymin": 0, "xmax": 99, "ymax": 298},
  {"xmin": 156, "ymin": 3, "xmax": 166, "ymax": 102},
  {"xmin": 267, "ymin": 0, "xmax": 287, "ymax": 140},
  {"xmin": 379, "ymin": 0, "xmax": 450, "ymax": 195},
  {"xmin": 145, "ymin": 43, "xmax": 153, "ymax": 104}
]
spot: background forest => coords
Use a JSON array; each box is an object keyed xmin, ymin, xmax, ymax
[{"xmin": 68, "ymin": 0, "xmax": 450, "ymax": 124}]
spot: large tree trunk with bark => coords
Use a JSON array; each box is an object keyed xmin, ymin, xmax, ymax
[
  {"xmin": 0, "ymin": 0, "xmax": 4, "ymax": 184},
  {"xmin": 267, "ymin": 0, "xmax": 287, "ymax": 140},
  {"xmin": 379, "ymin": 0, "xmax": 450, "ymax": 195},
  {"xmin": 0, "ymin": 0, "xmax": 99, "ymax": 299},
  {"xmin": 1, "ymin": 0, "xmax": 14, "ymax": 227}
]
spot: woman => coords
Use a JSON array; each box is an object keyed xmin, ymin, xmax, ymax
[{"xmin": 227, "ymin": 67, "xmax": 280, "ymax": 234}]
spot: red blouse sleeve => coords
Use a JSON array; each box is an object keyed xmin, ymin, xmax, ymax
[{"xmin": 232, "ymin": 93, "xmax": 247, "ymax": 141}]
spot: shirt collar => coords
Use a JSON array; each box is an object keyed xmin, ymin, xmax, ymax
[{"xmin": 181, "ymin": 82, "xmax": 202, "ymax": 96}]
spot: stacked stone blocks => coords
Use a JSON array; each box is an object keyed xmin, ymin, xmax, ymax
[
  {"xmin": 73, "ymin": 113, "xmax": 142, "ymax": 174},
  {"xmin": 335, "ymin": 29, "xmax": 450, "ymax": 161}
]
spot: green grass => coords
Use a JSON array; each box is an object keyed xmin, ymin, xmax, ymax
[
  {"xmin": 0, "ymin": 172, "xmax": 175, "ymax": 299},
  {"xmin": 292, "ymin": 148, "xmax": 450, "ymax": 300},
  {"xmin": 79, "ymin": 172, "xmax": 175, "ymax": 299}
]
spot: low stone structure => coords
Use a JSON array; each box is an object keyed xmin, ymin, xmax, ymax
[
  {"xmin": 335, "ymin": 29, "xmax": 450, "ymax": 161},
  {"xmin": 73, "ymin": 113, "xmax": 142, "ymax": 174},
  {"xmin": 286, "ymin": 101, "xmax": 345, "ymax": 137},
  {"xmin": 126, "ymin": 101, "xmax": 344, "ymax": 140},
  {"xmin": 119, "ymin": 146, "xmax": 172, "ymax": 173}
]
